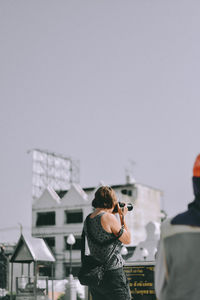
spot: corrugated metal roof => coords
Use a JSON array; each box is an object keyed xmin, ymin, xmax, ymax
[{"xmin": 10, "ymin": 234, "xmax": 55, "ymax": 263}]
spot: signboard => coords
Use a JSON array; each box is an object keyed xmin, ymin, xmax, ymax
[
  {"xmin": 124, "ymin": 262, "xmax": 157, "ymax": 300},
  {"xmin": 88, "ymin": 262, "xmax": 157, "ymax": 300}
]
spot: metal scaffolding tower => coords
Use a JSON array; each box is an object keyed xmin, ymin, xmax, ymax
[{"xmin": 28, "ymin": 149, "xmax": 80, "ymax": 199}]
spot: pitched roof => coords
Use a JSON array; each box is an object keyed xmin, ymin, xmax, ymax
[
  {"xmin": 10, "ymin": 234, "xmax": 55, "ymax": 263},
  {"xmin": 56, "ymin": 190, "xmax": 68, "ymax": 198},
  {"xmin": 56, "ymin": 184, "xmax": 89, "ymax": 199}
]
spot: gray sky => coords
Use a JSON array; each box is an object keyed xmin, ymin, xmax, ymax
[{"xmin": 1, "ymin": 0, "xmax": 200, "ymax": 242}]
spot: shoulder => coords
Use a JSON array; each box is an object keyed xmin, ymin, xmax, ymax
[
  {"xmin": 101, "ymin": 213, "xmax": 120, "ymax": 233},
  {"xmin": 161, "ymin": 217, "xmax": 200, "ymax": 240},
  {"xmin": 101, "ymin": 213, "xmax": 119, "ymax": 228},
  {"xmin": 101, "ymin": 212, "xmax": 117, "ymax": 222},
  {"xmin": 160, "ymin": 218, "xmax": 172, "ymax": 238},
  {"xmin": 171, "ymin": 210, "xmax": 189, "ymax": 225}
]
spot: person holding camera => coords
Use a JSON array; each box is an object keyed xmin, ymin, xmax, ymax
[{"xmin": 83, "ymin": 185, "xmax": 131, "ymax": 300}]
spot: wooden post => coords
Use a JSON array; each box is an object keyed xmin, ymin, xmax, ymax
[
  {"xmin": 28, "ymin": 263, "xmax": 31, "ymax": 282},
  {"xmin": 15, "ymin": 277, "xmax": 18, "ymax": 295}
]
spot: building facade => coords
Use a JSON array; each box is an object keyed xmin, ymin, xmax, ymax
[{"xmin": 32, "ymin": 181, "xmax": 162, "ymax": 279}]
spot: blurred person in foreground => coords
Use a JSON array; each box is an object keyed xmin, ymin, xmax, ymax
[
  {"xmin": 83, "ymin": 186, "xmax": 131, "ymax": 300},
  {"xmin": 155, "ymin": 154, "xmax": 200, "ymax": 300}
]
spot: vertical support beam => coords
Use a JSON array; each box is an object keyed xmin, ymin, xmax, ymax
[
  {"xmin": 46, "ymin": 276, "xmax": 48, "ymax": 295},
  {"xmin": 34, "ymin": 262, "xmax": 37, "ymax": 300},
  {"xmin": 10, "ymin": 263, "xmax": 13, "ymax": 300},
  {"xmin": 65, "ymin": 275, "xmax": 76, "ymax": 300},
  {"xmin": 6, "ymin": 257, "xmax": 9, "ymax": 291},
  {"xmin": 21, "ymin": 263, "xmax": 24, "ymax": 275},
  {"xmin": 69, "ymin": 245, "xmax": 72, "ymax": 275},
  {"xmin": 16, "ymin": 277, "xmax": 18, "ymax": 295},
  {"xmin": 51, "ymin": 263, "xmax": 54, "ymax": 300},
  {"xmin": 28, "ymin": 263, "xmax": 31, "ymax": 281}
]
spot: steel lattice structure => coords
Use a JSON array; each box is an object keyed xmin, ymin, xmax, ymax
[{"xmin": 28, "ymin": 149, "xmax": 80, "ymax": 199}]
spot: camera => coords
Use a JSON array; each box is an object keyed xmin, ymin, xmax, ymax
[{"xmin": 113, "ymin": 202, "xmax": 133, "ymax": 213}]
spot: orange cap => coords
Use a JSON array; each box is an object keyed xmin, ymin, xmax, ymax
[{"xmin": 193, "ymin": 154, "xmax": 200, "ymax": 177}]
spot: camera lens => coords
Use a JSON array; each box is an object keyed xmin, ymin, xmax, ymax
[
  {"xmin": 112, "ymin": 202, "xmax": 133, "ymax": 212},
  {"xmin": 119, "ymin": 202, "xmax": 133, "ymax": 211},
  {"xmin": 127, "ymin": 203, "xmax": 133, "ymax": 211}
]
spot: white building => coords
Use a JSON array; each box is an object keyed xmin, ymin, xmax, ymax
[{"xmin": 32, "ymin": 180, "xmax": 162, "ymax": 279}]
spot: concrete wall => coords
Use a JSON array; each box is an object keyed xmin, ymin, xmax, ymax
[{"xmin": 32, "ymin": 182, "xmax": 162, "ymax": 279}]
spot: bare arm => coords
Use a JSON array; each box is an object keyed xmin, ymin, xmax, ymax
[{"xmin": 104, "ymin": 205, "xmax": 131, "ymax": 244}]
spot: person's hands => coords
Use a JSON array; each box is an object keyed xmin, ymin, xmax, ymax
[{"xmin": 117, "ymin": 203, "xmax": 128, "ymax": 217}]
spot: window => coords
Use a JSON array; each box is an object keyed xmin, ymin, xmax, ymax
[
  {"xmin": 36, "ymin": 212, "xmax": 55, "ymax": 226},
  {"xmin": 44, "ymin": 237, "xmax": 55, "ymax": 253},
  {"xmin": 64, "ymin": 236, "xmax": 82, "ymax": 250},
  {"xmin": 128, "ymin": 190, "xmax": 132, "ymax": 196},
  {"xmin": 39, "ymin": 265, "xmax": 55, "ymax": 278},
  {"xmin": 65, "ymin": 265, "xmax": 80, "ymax": 277},
  {"xmin": 65, "ymin": 210, "xmax": 83, "ymax": 224},
  {"xmin": 121, "ymin": 189, "xmax": 132, "ymax": 197}
]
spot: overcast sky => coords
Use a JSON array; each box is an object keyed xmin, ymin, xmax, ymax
[{"xmin": 1, "ymin": 0, "xmax": 200, "ymax": 242}]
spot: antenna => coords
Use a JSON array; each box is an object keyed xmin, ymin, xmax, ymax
[
  {"xmin": 18, "ymin": 223, "xmax": 23, "ymax": 235},
  {"xmin": 125, "ymin": 159, "xmax": 136, "ymax": 184}
]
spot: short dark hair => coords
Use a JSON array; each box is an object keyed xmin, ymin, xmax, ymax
[{"xmin": 92, "ymin": 186, "xmax": 117, "ymax": 209}]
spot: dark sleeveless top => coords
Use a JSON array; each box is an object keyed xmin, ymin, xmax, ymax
[{"xmin": 83, "ymin": 212, "xmax": 124, "ymax": 270}]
